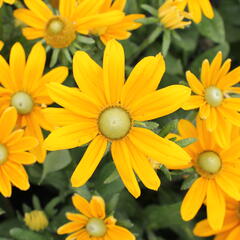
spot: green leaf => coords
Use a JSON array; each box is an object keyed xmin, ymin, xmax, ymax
[
  {"xmin": 10, "ymin": 228, "xmax": 49, "ymax": 240},
  {"xmin": 162, "ymin": 30, "xmax": 171, "ymax": 56},
  {"xmin": 196, "ymin": 10, "xmax": 225, "ymax": 43},
  {"xmin": 136, "ymin": 17, "xmax": 159, "ymax": 25},
  {"xmin": 141, "ymin": 4, "xmax": 158, "ymax": 16},
  {"xmin": 181, "ymin": 173, "xmax": 198, "ymax": 190},
  {"xmin": 44, "ymin": 196, "xmax": 62, "ymax": 217},
  {"xmin": 0, "ymin": 208, "xmax": 5, "ymax": 215},
  {"xmin": 159, "ymin": 119, "xmax": 178, "ymax": 137},
  {"xmin": 32, "ymin": 195, "xmax": 41, "ymax": 210},
  {"xmin": 160, "ymin": 165, "xmax": 171, "ymax": 181},
  {"xmin": 40, "ymin": 150, "xmax": 72, "ymax": 183},
  {"xmin": 175, "ymin": 138, "xmax": 196, "ymax": 148}
]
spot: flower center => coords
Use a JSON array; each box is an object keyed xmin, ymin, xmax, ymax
[
  {"xmin": 98, "ymin": 107, "xmax": 131, "ymax": 140},
  {"xmin": 11, "ymin": 91, "xmax": 34, "ymax": 115},
  {"xmin": 86, "ymin": 218, "xmax": 107, "ymax": 237},
  {"xmin": 197, "ymin": 151, "xmax": 222, "ymax": 174},
  {"xmin": 204, "ymin": 86, "xmax": 223, "ymax": 107},
  {"xmin": 0, "ymin": 144, "xmax": 8, "ymax": 165},
  {"xmin": 45, "ymin": 17, "xmax": 76, "ymax": 48}
]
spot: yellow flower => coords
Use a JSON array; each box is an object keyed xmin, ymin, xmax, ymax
[
  {"xmin": 14, "ymin": 0, "xmax": 124, "ymax": 49},
  {"xmin": 24, "ymin": 210, "xmax": 49, "ymax": 232},
  {"xmin": 182, "ymin": 52, "xmax": 240, "ymax": 148},
  {"xmin": 57, "ymin": 194, "xmax": 135, "ymax": 240},
  {"xmin": 0, "ymin": 0, "xmax": 15, "ymax": 7},
  {"xmin": 0, "ymin": 41, "xmax": 3, "ymax": 51},
  {"xmin": 0, "ymin": 107, "xmax": 38, "ymax": 197},
  {"xmin": 90, "ymin": 0, "xmax": 145, "ymax": 44},
  {"xmin": 0, "ymin": 42, "xmax": 68, "ymax": 163},
  {"xmin": 194, "ymin": 198, "xmax": 240, "ymax": 239},
  {"xmin": 158, "ymin": 0, "xmax": 191, "ymax": 30},
  {"xmin": 43, "ymin": 39, "xmax": 191, "ymax": 198},
  {"xmin": 177, "ymin": 118, "xmax": 240, "ymax": 230},
  {"xmin": 179, "ymin": 0, "xmax": 214, "ymax": 23}
]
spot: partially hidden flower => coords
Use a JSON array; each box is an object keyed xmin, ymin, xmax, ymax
[
  {"xmin": 90, "ymin": 0, "xmax": 145, "ymax": 44},
  {"xmin": 43, "ymin": 39, "xmax": 191, "ymax": 198},
  {"xmin": 194, "ymin": 198, "xmax": 240, "ymax": 240},
  {"xmin": 182, "ymin": 52, "xmax": 240, "ymax": 148},
  {"xmin": 24, "ymin": 210, "xmax": 49, "ymax": 232},
  {"xmin": 14, "ymin": 0, "xmax": 124, "ymax": 49},
  {"xmin": 179, "ymin": 0, "xmax": 214, "ymax": 23},
  {"xmin": 0, "ymin": 0, "xmax": 15, "ymax": 8},
  {"xmin": 0, "ymin": 42, "xmax": 68, "ymax": 163},
  {"xmin": 158, "ymin": 0, "xmax": 191, "ymax": 30},
  {"xmin": 177, "ymin": 119, "xmax": 240, "ymax": 230},
  {"xmin": 57, "ymin": 194, "xmax": 135, "ymax": 240},
  {"xmin": 0, "ymin": 107, "xmax": 38, "ymax": 197}
]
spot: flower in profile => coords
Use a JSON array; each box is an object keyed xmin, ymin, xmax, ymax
[
  {"xmin": 0, "ymin": 107, "xmax": 38, "ymax": 197},
  {"xmin": 0, "ymin": 42, "xmax": 68, "ymax": 163},
  {"xmin": 179, "ymin": 0, "xmax": 214, "ymax": 23},
  {"xmin": 194, "ymin": 198, "xmax": 240, "ymax": 239},
  {"xmin": 58, "ymin": 194, "xmax": 135, "ymax": 240},
  {"xmin": 0, "ymin": 0, "xmax": 15, "ymax": 7},
  {"xmin": 90, "ymin": 0, "xmax": 145, "ymax": 44},
  {"xmin": 158, "ymin": 0, "xmax": 191, "ymax": 30},
  {"xmin": 176, "ymin": 118, "xmax": 240, "ymax": 230},
  {"xmin": 24, "ymin": 210, "xmax": 49, "ymax": 232},
  {"xmin": 182, "ymin": 52, "xmax": 240, "ymax": 148},
  {"xmin": 43, "ymin": 39, "xmax": 191, "ymax": 198},
  {"xmin": 14, "ymin": 0, "xmax": 124, "ymax": 49}
]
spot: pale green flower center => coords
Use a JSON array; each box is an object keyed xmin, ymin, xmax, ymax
[
  {"xmin": 98, "ymin": 107, "xmax": 131, "ymax": 140},
  {"xmin": 47, "ymin": 17, "xmax": 65, "ymax": 35},
  {"xmin": 86, "ymin": 218, "xmax": 107, "ymax": 237},
  {"xmin": 204, "ymin": 86, "xmax": 223, "ymax": 107},
  {"xmin": 0, "ymin": 144, "xmax": 8, "ymax": 165},
  {"xmin": 11, "ymin": 91, "xmax": 34, "ymax": 115},
  {"xmin": 197, "ymin": 151, "xmax": 222, "ymax": 174}
]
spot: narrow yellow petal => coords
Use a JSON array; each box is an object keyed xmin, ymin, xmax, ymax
[
  {"xmin": 90, "ymin": 196, "xmax": 106, "ymax": 219},
  {"xmin": 186, "ymin": 71, "xmax": 204, "ymax": 95}
]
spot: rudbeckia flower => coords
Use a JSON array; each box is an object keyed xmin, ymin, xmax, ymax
[
  {"xmin": 177, "ymin": 119, "xmax": 240, "ymax": 230},
  {"xmin": 0, "ymin": 0, "xmax": 15, "ymax": 7},
  {"xmin": 179, "ymin": 0, "xmax": 214, "ymax": 23},
  {"xmin": 43, "ymin": 39, "xmax": 191, "ymax": 198},
  {"xmin": 182, "ymin": 52, "xmax": 240, "ymax": 148},
  {"xmin": 0, "ymin": 42, "xmax": 68, "ymax": 163},
  {"xmin": 57, "ymin": 194, "xmax": 135, "ymax": 240},
  {"xmin": 194, "ymin": 198, "xmax": 240, "ymax": 240},
  {"xmin": 158, "ymin": 0, "xmax": 191, "ymax": 30},
  {"xmin": 14, "ymin": 0, "xmax": 124, "ymax": 49},
  {"xmin": 0, "ymin": 107, "xmax": 38, "ymax": 197},
  {"xmin": 90, "ymin": 0, "xmax": 145, "ymax": 44}
]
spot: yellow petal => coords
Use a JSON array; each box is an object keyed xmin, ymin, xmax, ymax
[
  {"xmin": 199, "ymin": 0, "xmax": 214, "ymax": 19},
  {"xmin": 9, "ymin": 152, "xmax": 36, "ymax": 165},
  {"xmin": 22, "ymin": 27, "xmax": 45, "ymax": 40},
  {"xmin": 178, "ymin": 119, "xmax": 197, "ymax": 138},
  {"xmin": 59, "ymin": 0, "xmax": 75, "ymax": 18},
  {"xmin": 131, "ymin": 85, "xmax": 191, "ymax": 121},
  {"xmin": 128, "ymin": 127, "xmax": 191, "ymax": 167},
  {"xmin": 193, "ymin": 219, "xmax": 216, "ymax": 237},
  {"xmin": 73, "ymin": 51, "xmax": 106, "ymax": 106},
  {"xmin": 181, "ymin": 177, "xmax": 208, "ymax": 221},
  {"xmin": 219, "ymin": 106, "xmax": 240, "ymax": 127},
  {"xmin": 107, "ymin": 225, "xmax": 135, "ymax": 240},
  {"xmin": 226, "ymin": 226, "xmax": 240, "ymax": 240},
  {"xmin": 57, "ymin": 222, "xmax": 85, "ymax": 235},
  {"xmin": 0, "ymin": 168, "xmax": 11, "ymax": 197},
  {"xmin": 66, "ymin": 213, "xmax": 88, "ymax": 223},
  {"xmin": 0, "ymin": 107, "xmax": 17, "ymax": 142},
  {"xmin": 121, "ymin": 54, "xmax": 165, "ymax": 108},
  {"xmin": 182, "ymin": 95, "xmax": 204, "ymax": 110},
  {"xmin": 43, "ymin": 122, "xmax": 97, "ymax": 151},
  {"xmin": 71, "ymin": 194, "xmax": 92, "ymax": 218},
  {"xmin": 186, "ymin": 71, "xmax": 204, "ymax": 95},
  {"xmin": 206, "ymin": 107, "xmax": 217, "ymax": 131},
  {"xmin": 71, "ymin": 135, "xmax": 107, "ymax": 187},
  {"xmin": 199, "ymin": 103, "xmax": 210, "ymax": 120},
  {"xmin": 103, "ymin": 39, "xmax": 125, "ymax": 105},
  {"xmin": 90, "ymin": 196, "xmax": 106, "ymax": 219},
  {"xmin": 111, "ymin": 139, "xmax": 141, "ymax": 198},
  {"xmin": 206, "ymin": 180, "xmax": 225, "ymax": 230},
  {"xmin": 188, "ymin": 0, "xmax": 202, "ymax": 23}
]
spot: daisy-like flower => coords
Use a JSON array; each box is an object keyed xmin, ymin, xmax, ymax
[
  {"xmin": 0, "ymin": 0, "xmax": 15, "ymax": 7},
  {"xmin": 89, "ymin": 0, "xmax": 145, "ymax": 44},
  {"xmin": 43, "ymin": 39, "xmax": 191, "ymax": 198},
  {"xmin": 0, "ymin": 42, "xmax": 68, "ymax": 163},
  {"xmin": 0, "ymin": 107, "xmax": 38, "ymax": 197},
  {"xmin": 194, "ymin": 198, "xmax": 240, "ymax": 240},
  {"xmin": 179, "ymin": 0, "xmax": 214, "ymax": 23},
  {"xmin": 177, "ymin": 118, "xmax": 240, "ymax": 230},
  {"xmin": 158, "ymin": 0, "xmax": 191, "ymax": 30},
  {"xmin": 14, "ymin": 0, "xmax": 124, "ymax": 49},
  {"xmin": 182, "ymin": 52, "xmax": 240, "ymax": 148},
  {"xmin": 57, "ymin": 194, "xmax": 135, "ymax": 240}
]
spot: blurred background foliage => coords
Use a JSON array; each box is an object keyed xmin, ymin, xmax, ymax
[{"xmin": 0, "ymin": 0, "xmax": 238, "ymax": 239}]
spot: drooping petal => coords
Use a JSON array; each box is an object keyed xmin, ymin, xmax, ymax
[
  {"xmin": 178, "ymin": 119, "xmax": 197, "ymax": 138},
  {"xmin": 188, "ymin": 0, "xmax": 202, "ymax": 23},
  {"xmin": 111, "ymin": 139, "xmax": 141, "ymax": 198},
  {"xmin": 107, "ymin": 225, "xmax": 135, "ymax": 240},
  {"xmin": 181, "ymin": 177, "xmax": 208, "ymax": 221},
  {"xmin": 103, "ymin": 39, "xmax": 125, "ymax": 105},
  {"xmin": 71, "ymin": 135, "xmax": 107, "ymax": 187},
  {"xmin": 0, "ymin": 168, "xmax": 11, "ymax": 197},
  {"xmin": 128, "ymin": 127, "xmax": 191, "ymax": 167},
  {"xmin": 121, "ymin": 54, "xmax": 165, "ymax": 108},
  {"xmin": 130, "ymin": 85, "xmax": 191, "ymax": 121},
  {"xmin": 199, "ymin": 0, "xmax": 214, "ymax": 19},
  {"xmin": 206, "ymin": 180, "xmax": 225, "ymax": 230},
  {"xmin": 193, "ymin": 219, "xmax": 216, "ymax": 237}
]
